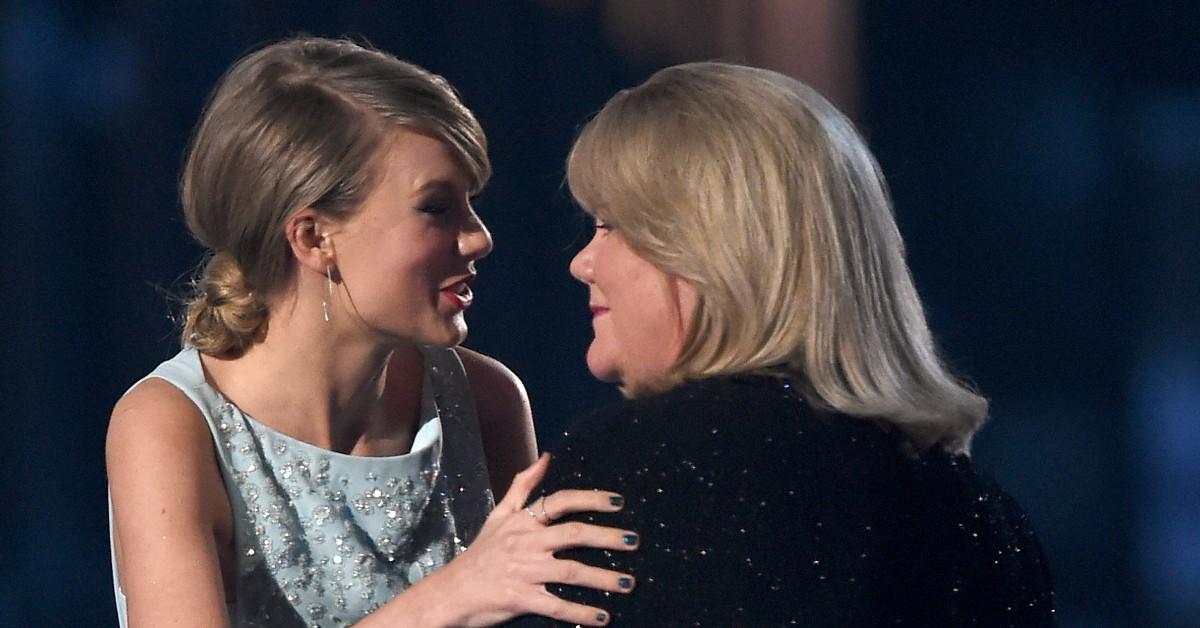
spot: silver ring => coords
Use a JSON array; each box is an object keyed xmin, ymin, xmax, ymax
[
  {"xmin": 524, "ymin": 506, "xmax": 537, "ymax": 518},
  {"xmin": 538, "ymin": 495, "xmax": 551, "ymax": 523}
]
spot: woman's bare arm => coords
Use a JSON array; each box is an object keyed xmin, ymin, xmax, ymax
[
  {"xmin": 106, "ymin": 379, "xmax": 232, "ymax": 627},
  {"xmin": 457, "ymin": 347, "xmax": 537, "ymax": 500}
]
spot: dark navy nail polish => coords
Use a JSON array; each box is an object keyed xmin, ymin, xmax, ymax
[
  {"xmin": 595, "ymin": 612, "xmax": 608, "ymax": 623},
  {"xmin": 609, "ymin": 495, "xmax": 625, "ymax": 507},
  {"xmin": 622, "ymin": 533, "xmax": 638, "ymax": 546},
  {"xmin": 618, "ymin": 577, "xmax": 633, "ymax": 589}
]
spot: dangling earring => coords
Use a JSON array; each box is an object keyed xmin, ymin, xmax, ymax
[{"xmin": 323, "ymin": 265, "xmax": 334, "ymax": 323}]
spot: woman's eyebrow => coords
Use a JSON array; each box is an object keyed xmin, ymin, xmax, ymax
[{"xmin": 413, "ymin": 178, "xmax": 465, "ymax": 196}]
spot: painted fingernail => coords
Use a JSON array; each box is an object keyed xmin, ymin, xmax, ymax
[
  {"xmin": 618, "ymin": 577, "xmax": 633, "ymax": 589},
  {"xmin": 609, "ymin": 495, "xmax": 625, "ymax": 507},
  {"xmin": 622, "ymin": 533, "xmax": 638, "ymax": 546},
  {"xmin": 595, "ymin": 612, "xmax": 608, "ymax": 622}
]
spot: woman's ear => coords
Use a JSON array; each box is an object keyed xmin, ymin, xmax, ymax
[{"xmin": 285, "ymin": 210, "xmax": 334, "ymax": 273}]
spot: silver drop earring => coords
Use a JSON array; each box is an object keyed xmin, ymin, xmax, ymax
[{"xmin": 323, "ymin": 265, "xmax": 333, "ymax": 323}]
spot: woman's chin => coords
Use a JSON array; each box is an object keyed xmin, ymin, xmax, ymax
[
  {"xmin": 390, "ymin": 319, "xmax": 468, "ymax": 349},
  {"xmin": 585, "ymin": 354, "xmax": 621, "ymax": 384}
]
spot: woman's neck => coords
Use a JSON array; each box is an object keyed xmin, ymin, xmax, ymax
[{"xmin": 199, "ymin": 296, "xmax": 426, "ymax": 455}]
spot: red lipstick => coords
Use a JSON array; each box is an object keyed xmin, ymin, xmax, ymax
[{"xmin": 442, "ymin": 276, "xmax": 475, "ymax": 311}]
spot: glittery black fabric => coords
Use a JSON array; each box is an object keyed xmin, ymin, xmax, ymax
[{"xmin": 507, "ymin": 375, "xmax": 1055, "ymax": 627}]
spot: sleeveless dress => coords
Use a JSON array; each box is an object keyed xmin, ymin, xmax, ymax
[{"xmin": 109, "ymin": 346, "xmax": 495, "ymax": 627}]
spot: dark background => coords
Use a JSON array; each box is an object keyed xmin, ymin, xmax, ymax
[{"xmin": 2, "ymin": 2, "xmax": 1197, "ymax": 626}]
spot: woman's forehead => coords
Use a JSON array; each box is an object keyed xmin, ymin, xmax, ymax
[{"xmin": 379, "ymin": 130, "xmax": 472, "ymax": 194}]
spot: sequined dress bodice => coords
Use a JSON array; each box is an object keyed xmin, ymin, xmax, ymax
[{"xmin": 109, "ymin": 346, "xmax": 494, "ymax": 627}]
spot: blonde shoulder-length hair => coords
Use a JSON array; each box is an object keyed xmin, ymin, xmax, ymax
[{"xmin": 567, "ymin": 61, "xmax": 987, "ymax": 453}]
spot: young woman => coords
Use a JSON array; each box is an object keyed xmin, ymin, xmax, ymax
[
  {"xmin": 107, "ymin": 37, "xmax": 636, "ymax": 627},
  {"xmin": 509, "ymin": 62, "xmax": 1056, "ymax": 626}
]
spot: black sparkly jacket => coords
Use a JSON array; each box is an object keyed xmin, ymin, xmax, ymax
[{"xmin": 506, "ymin": 375, "xmax": 1055, "ymax": 627}]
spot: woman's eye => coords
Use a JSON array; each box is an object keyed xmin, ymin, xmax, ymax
[
  {"xmin": 595, "ymin": 221, "xmax": 614, "ymax": 232},
  {"xmin": 418, "ymin": 203, "xmax": 451, "ymax": 215}
]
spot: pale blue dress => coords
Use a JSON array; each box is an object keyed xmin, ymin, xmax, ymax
[{"xmin": 108, "ymin": 346, "xmax": 494, "ymax": 627}]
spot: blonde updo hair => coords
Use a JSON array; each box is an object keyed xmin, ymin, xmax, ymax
[
  {"xmin": 567, "ymin": 62, "xmax": 987, "ymax": 453},
  {"xmin": 180, "ymin": 36, "xmax": 490, "ymax": 357}
]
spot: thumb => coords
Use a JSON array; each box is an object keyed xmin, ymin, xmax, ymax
[{"xmin": 498, "ymin": 452, "xmax": 550, "ymax": 510}]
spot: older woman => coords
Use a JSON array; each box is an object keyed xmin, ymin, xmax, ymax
[{"xmin": 510, "ymin": 62, "xmax": 1055, "ymax": 626}]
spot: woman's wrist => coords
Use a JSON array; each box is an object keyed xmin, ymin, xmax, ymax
[{"xmin": 355, "ymin": 567, "xmax": 467, "ymax": 628}]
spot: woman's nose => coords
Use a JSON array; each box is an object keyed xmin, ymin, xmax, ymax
[
  {"xmin": 569, "ymin": 239, "xmax": 594, "ymax": 284},
  {"xmin": 459, "ymin": 212, "xmax": 493, "ymax": 261}
]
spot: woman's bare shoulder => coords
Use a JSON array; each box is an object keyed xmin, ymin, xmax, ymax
[
  {"xmin": 107, "ymin": 378, "xmax": 210, "ymax": 458},
  {"xmin": 106, "ymin": 376, "xmax": 225, "ymax": 513},
  {"xmin": 453, "ymin": 346, "xmax": 531, "ymax": 423},
  {"xmin": 453, "ymin": 346, "xmax": 536, "ymax": 499}
]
